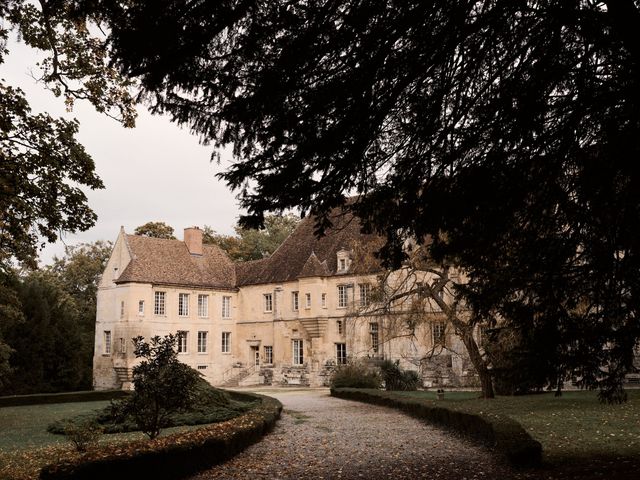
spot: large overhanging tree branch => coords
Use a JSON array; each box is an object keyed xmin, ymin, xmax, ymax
[
  {"xmin": 99, "ymin": 0, "xmax": 640, "ymax": 402},
  {"xmin": 0, "ymin": 0, "xmax": 137, "ymax": 268}
]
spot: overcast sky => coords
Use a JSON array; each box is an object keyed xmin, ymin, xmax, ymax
[{"xmin": 4, "ymin": 37, "xmax": 242, "ymax": 265}]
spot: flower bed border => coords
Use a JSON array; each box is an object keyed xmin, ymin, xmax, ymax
[
  {"xmin": 331, "ymin": 388, "xmax": 541, "ymax": 467},
  {"xmin": 39, "ymin": 392, "xmax": 282, "ymax": 480}
]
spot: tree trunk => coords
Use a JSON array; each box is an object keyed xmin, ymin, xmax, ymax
[{"xmin": 460, "ymin": 329, "xmax": 495, "ymax": 399}]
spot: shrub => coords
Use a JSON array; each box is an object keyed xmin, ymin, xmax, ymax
[
  {"xmin": 40, "ymin": 394, "xmax": 283, "ymax": 480},
  {"xmin": 379, "ymin": 360, "xmax": 420, "ymax": 391},
  {"xmin": 63, "ymin": 421, "xmax": 103, "ymax": 453},
  {"xmin": 48, "ymin": 380, "xmax": 256, "ymax": 435},
  {"xmin": 330, "ymin": 361, "xmax": 382, "ymax": 389}
]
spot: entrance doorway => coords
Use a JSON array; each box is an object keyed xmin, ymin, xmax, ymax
[{"xmin": 250, "ymin": 346, "xmax": 260, "ymax": 366}]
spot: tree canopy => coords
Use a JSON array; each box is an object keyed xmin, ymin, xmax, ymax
[
  {"xmin": 203, "ymin": 213, "xmax": 299, "ymax": 261},
  {"xmin": 134, "ymin": 221, "xmax": 176, "ymax": 239},
  {"xmin": 97, "ymin": 0, "xmax": 640, "ymax": 400},
  {"xmin": 0, "ymin": 0, "xmax": 136, "ymax": 270}
]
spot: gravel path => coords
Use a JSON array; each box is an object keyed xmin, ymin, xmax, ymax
[{"xmin": 190, "ymin": 388, "xmax": 518, "ymax": 480}]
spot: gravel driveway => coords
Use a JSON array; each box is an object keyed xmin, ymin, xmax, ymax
[{"xmin": 190, "ymin": 388, "xmax": 518, "ymax": 480}]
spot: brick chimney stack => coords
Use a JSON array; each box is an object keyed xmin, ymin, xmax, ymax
[{"xmin": 184, "ymin": 227, "xmax": 203, "ymax": 256}]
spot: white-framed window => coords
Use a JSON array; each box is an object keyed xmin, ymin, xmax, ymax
[
  {"xmin": 359, "ymin": 284, "xmax": 371, "ymax": 307},
  {"xmin": 222, "ymin": 296, "xmax": 231, "ymax": 318},
  {"xmin": 103, "ymin": 331, "xmax": 111, "ymax": 355},
  {"xmin": 305, "ymin": 293, "xmax": 311, "ymax": 308},
  {"xmin": 264, "ymin": 293, "xmax": 273, "ymax": 312},
  {"xmin": 336, "ymin": 343, "xmax": 347, "ymax": 364},
  {"xmin": 120, "ymin": 301, "xmax": 125, "ymax": 318},
  {"xmin": 138, "ymin": 300, "xmax": 145, "ymax": 315},
  {"xmin": 221, "ymin": 331, "xmax": 231, "ymax": 353},
  {"xmin": 321, "ymin": 293, "xmax": 327, "ymax": 308},
  {"xmin": 198, "ymin": 294, "xmax": 209, "ymax": 318},
  {"xmin": 292, "ymin": 291, "xmax": 299, "ymax": 311},
  {"xmin": 264, "ymin": 345, "xmax": 273, "ymax": 364},
  {"xmin": 119, "ymin": 337, "xmax": 126, "ymax": 354},
  {"xmin": 338, "ymin": 258, "xmax": 347, "ymax": 271},
  {"xmin": 292, "ymin": 339, "xmax": 304, "ymax": 365},
  {"xmin": 432, "ymin": 321, "xmax": 446, "ymax": 344},
  {"xmin": 154, "ymin": 291, "xmax": 166, "ymax": 315},
  {"xmin": 370, "ymin": 322, "xmax": 379, "ymax": 353},
  {"xmin": 337, "ymin": 320, "xmax": 343, "ymax": 335},
  {"xmin": 177, "ymin": 331, "xmax": 188, "ymax": 353},
  {"xmin": 338, "ymin": 285, "xmax": 349, "ymax": 308},
  {"xmin": 197, "ymin": 331, "xmax": 208, "ymax": 353},
  {"xmin": 178, "ymin": 293, "xmax": 189, "ymax": 316}
]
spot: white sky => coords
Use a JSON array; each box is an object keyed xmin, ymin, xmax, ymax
[{"xmin": 3, "ymin": 38, "xmax": 242, "ymax": 265}]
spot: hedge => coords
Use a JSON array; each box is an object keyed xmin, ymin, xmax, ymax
[
  {"xmin": 0, "ymin": 390, "xmax": 130, "ymax": 408},
  {"xmin": 39, "ymin": 392, "xmax": 282, "ymax": 480},
  {"xmin": 331, "ymin": 388, "xmax": 541, "ymax": 467}
]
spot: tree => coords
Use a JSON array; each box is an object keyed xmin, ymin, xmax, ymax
[
  {"xmin": 100, "ymin": 1, "xmax": 640, "ymax": 402},
  {"xmin": 50, "ymin": 241, "xmax": 113, "ymax": 387},
  {"xmin": 203, "ymin": 213, "xmax": 298, "ymax": 261},
  {"xmin": 119, "ymin": 334, "xmax": 201, "ymax": 439},
  {"xmin": 134, "ymin": 221, "xmax": 176, "ymax": 239},
  {"xmin": 2, "ymin": 270, "xmax": 87, "ymax": 394},
  {"xmin": 0, "ymin": 0, "xmax": 136, "ymax": 270},
  {"xmin": 352, "ymin": 243, "xmax": 496, "ymax": 398}
]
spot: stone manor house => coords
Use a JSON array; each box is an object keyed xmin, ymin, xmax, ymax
[{"xmin": 93, "ymin": 213, "xmax": 479, "ymax": 389}]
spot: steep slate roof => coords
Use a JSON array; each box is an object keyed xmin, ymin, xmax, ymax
[
  {"xmin": 115, "ymin": 235, "xmax": 236, "ymax": 289},
  {"xmin": 234, "ymin": 211, "xmax": 382, "ymax": 286},
  {"xmin": 115, "ymin": 211, "xmax": 382, "ymax": 289}
]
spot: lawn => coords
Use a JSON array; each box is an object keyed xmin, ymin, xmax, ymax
[
  {"xmin": 0, "ymin": 393, "xmax": 256, "ymax": 479},
  {"xmin": 392, "ymin": 389, "xmax": 640, "ymax": 465}
]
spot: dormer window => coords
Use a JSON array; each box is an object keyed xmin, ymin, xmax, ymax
[{"xmin": 336, "ymin": 248, "xmax": 351, "ymax": 273}]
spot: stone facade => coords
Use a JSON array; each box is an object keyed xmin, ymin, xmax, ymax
[{"xmin": 93, "ymin": 217, "xmax": 478, "ymax": 390}]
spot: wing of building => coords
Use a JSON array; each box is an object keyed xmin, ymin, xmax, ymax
[{"xmin": 93, "ymin": 213, "xmax": 479, "ymax": 389}]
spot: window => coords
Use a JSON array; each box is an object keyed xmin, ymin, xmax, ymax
[
  {"xmin": 264, "ymin": 293, "xmax": 273, "ymax": 312},
  {"xmin": 154, "ymin": 291, "xmax": 166, "ymax": 315},
  {"xmin": 120, "ymin": 301, "xmax": 125, "ymax": 318},
  {"xmin": 103, "ymin": 331, "xmax": 111, "ymax": 354},
  {"xmin": 292, "ymin": 339, "xmax": 304, "ymax": 365},
  {"xmin": 264, "ymin": 345, "xmax": 273, "ymax": 364},
  {"xmin": 119, "ymin": 337, "xmax": 126, "ymax": 354},
  {"xmin": 305, "ymin": 293, "xmax": 311, "ymax": 308},
  {"xmin": 339, "ymin": 258, "xmax": 347, "ymax": 271},
  {"xmin": 197, "ymin": 331, "xmax": 208, "ymax": 353},
  {"xmin": 177, "ymin": 331, "xmax": 188, "ymax": 353},
  {"xmin": 370, "ymin": 322, "xmax": 379, "ymax": 353},
  {"xmin": 321, "ymin": 293, "xmax": 327, "ymax": 308},
  {"xmin": 359, "ymin": 284, "xmax": 371, "ymax": 307},
  {"xmin": 337, "ymin": 320, "xmax": 343, "ymax": 335},
  {"xmin": 198, "ymin": 294, "xmax": 209, "ymax": 317},
  {"xmin": 222, "ymin": 332, "xmax": 231, "ymax": 353},
  {"xmin": 433, "ymin": 321, "xmax": 446, "ymax": 344},
  {"xmin": 178, "ymin": 293, "xmax": 189, "ymax": 316},
  {"xmin": 138, "ymin": 300, "xmax": 145, "ymax": 315},
  {"xmin": 222, "ymin": 296, "xmax": 231, "ymax": 318},
  {"xmin": 292, "ymin": 291, "xmax": 299, "ymax": 311},
  {"xmin": 338, "ymin": 285, "xmax": 349, "ymax": 308},
  {"xmin": 336, "ymin": 343, "xmax": 347, "ymax": 364}
]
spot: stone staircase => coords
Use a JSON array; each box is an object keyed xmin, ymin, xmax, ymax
[
  {"xmin": 221, "ymin": 366, "xmax": 255, "ymax": 387},
  {"xmin": 299, "ymin": 318, "xmax": 328, "ymax": 338},
  {"xmin": 113, "ymin": 366, "xmax": 133, "ymax": 389}
]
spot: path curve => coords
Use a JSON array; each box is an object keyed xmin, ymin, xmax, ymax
[{"xmin": 190, "ymin": 388, "xmax": 518, "ymax": 480}]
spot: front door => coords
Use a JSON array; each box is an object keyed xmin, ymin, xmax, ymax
[{"xmin": 251, "ymin": 346, "xmax": 260, "ymax": 366}]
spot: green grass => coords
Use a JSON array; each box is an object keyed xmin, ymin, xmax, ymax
[{"xmin": 392, "ymin": 389, "xmax": 640, "ymax": 464}]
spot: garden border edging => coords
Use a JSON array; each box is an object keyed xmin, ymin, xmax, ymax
[
  {"xmin": 39, "ymin": 392, "xmax": 282, "ymax": 480},
  {"xmin": 331, "ymin": 388, "xmax": 541, "ymax": 467}
]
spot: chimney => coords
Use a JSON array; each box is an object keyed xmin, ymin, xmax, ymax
[{"xmin": 184, "ymin": 226, "xmax": 203, "ymax": 256}]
